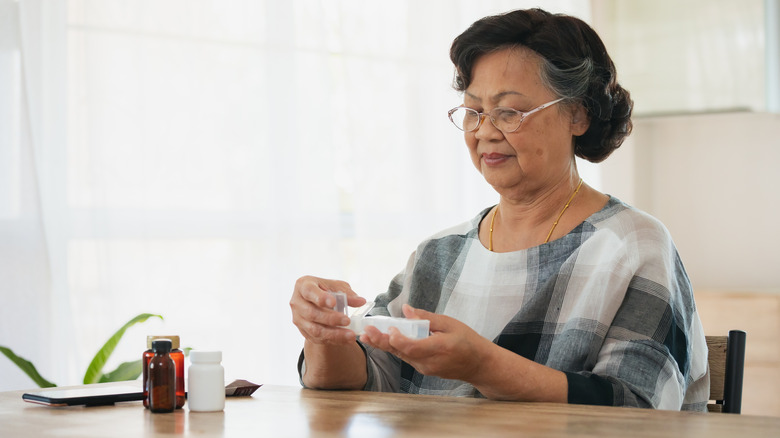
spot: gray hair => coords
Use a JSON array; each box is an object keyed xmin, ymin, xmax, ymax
[{"xmin": 539, "ymin": 56, "xmax": 593, "ymax": 104}]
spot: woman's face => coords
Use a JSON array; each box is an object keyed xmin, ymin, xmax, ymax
[{"xmin": 463, "ymin": 47, "xmax": 587, "ymax": 198}]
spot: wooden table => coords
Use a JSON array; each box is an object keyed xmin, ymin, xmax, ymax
[{"xmin": 2, "ymin": 382, "xmax": 779, "ymax": 437}]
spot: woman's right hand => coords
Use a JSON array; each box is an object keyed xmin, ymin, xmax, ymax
[{"xmin": 290, "ymin": 276, "xmax": 367, "ymax": 345}]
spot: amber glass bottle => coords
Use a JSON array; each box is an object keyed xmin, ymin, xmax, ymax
[
  {"xmin": 148, "ymin": 339, "xmax": 175, "ymax": 413},
  {"xmin": 143, "ymin": 335, "xmax": 185, "ymax": 409}
]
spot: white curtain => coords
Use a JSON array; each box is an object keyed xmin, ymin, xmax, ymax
[
  {"xmin": 1, "ymin": 0, "xmax": 592, "ymax": 390},
  {"xmin": 0, "ymin": 0, "xmax": 72, "ymax": 389}
]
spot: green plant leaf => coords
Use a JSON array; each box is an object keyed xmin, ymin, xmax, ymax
[
  {"xmin": 98, "ymin": 359, "xmax": 143, "ymax": 383},
  {"xmin": 83, "ymin": 313, "xmax": 163, "ymax": 384},
  {"xmin": 0, "ymin": 346, "xmax": 57, "ymax": 388}
]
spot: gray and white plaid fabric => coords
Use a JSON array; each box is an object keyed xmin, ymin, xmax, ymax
[{"xmin": 358, "ymin": 197, "xmax": 709, "ymax": 411}]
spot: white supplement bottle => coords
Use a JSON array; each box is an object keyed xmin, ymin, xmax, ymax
[{"xmin": 187, "ymin": 351, "xmax": 225, "ymax": 412}]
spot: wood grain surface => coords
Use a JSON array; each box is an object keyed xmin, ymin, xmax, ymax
[{"xmin": 2, "ymin": 382, "xmax": 779, "ymax": 437}]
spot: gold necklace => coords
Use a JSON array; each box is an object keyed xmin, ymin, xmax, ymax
[
  {"xmin": 488, "ymin": 178, "xmax": 584, "ymax": 251},
  {"xmin": 489, "ymin": 203, "xmax": 498, "ymax": 251}
]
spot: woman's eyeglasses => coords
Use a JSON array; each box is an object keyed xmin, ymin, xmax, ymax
[{"xmin": 447, "ymin": 98, "xmax": 564, "ymax": 133}]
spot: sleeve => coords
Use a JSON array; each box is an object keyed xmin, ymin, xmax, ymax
[
  {"xmin": 360, "ymin": 343, "xmax": 403, "ymax": 392},
  {"xmin": 564, "ymin": 231, "xmax": 709, "ymax": 410},
  {"xmin": 357, "ymin": 254, "xmax": 413, "ymax": 392},
  {"xmin": 296, "ymin": 342, "xmax": 403, "ymax": 393}
]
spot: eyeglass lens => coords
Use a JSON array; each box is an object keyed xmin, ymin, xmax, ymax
[
  {"xmin": 448, "ymin": 98, "xmax": 564, "ymax": 133},
  {"xmin": 449, "ymin": 108, "xmax": 525, "ymax": 132}
]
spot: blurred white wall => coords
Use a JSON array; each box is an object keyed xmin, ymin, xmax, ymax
[
  {"xmin": 595, "ymin": 0, "xmax": 780, "ymax": 293},
  {"xmin": 602, "ymin": 112, "xmax": 780, "ymax": 292}
]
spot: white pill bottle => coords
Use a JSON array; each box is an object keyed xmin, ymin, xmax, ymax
[{"xmin": 187, "ymin": 351, "xmax": 225, "ymax": 412}]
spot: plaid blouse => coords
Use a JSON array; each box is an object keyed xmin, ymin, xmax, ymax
[{"xmin": 359, "ymin": 197, "xmax": 709, "ymax": 410}]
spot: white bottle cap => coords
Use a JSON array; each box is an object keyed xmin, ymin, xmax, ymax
[
  {"xmin": 190, "ymin": 351, "xmax": 222, "ymax": 363},
  {"xmin": 328, "ymin": 291, "xmax": 348, "ymax": 316}
]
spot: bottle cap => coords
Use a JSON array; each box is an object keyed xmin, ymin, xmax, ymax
[
  {"xmin": 189, "ymin": 351, "xmax": 222, "ymax": 363},
  {"xmin": 147, "ymin": 335, "xmax": 180, "ymax": 349},
  {"xmin": 151, "ymin": 339, "xmax": 172, "ymax": 353}
]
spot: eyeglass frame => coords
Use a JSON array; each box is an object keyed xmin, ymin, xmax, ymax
[{"xmin": 447, "ymin": 97, "xmax": 565, "ymax": 133}]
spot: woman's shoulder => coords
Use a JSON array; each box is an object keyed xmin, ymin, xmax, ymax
[
  {"xmin": 583, "ymin": 197, "xmax": 691, "ymax": 294},
  {"xmin": 589, "ymin": 196, "xmax": 675, "ymax": 242}
]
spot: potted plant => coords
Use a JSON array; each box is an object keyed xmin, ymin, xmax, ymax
[{"xmin": 1, "ymin": 313, "xmax": 163, "ymax": 387}]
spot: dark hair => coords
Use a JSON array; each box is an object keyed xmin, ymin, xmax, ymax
[{"xmin": 450, "ymin": 9, "xmax": 632, "ymax": 163}]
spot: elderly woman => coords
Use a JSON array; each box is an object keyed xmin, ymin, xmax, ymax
[{"xmin": 290, "ymin": 8, "xmax": 709, "ymax": 410}]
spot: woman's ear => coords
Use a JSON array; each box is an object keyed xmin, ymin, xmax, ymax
[{"xmin": 570, "ymin": 104, "xmax": 590, "ymax": 136}]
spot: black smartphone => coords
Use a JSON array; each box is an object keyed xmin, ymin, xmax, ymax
[{"xmin": 22, "ymin": 385, "xmax": 144, "ymax": 407}]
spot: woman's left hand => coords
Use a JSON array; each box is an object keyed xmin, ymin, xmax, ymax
[{"xmin": 359, "ymin": 304, "xmax": 493, "ymax": 381}]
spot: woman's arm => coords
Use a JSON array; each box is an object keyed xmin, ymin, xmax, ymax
[
  {"xmin": 290, "ymin": 276, "xmax": 368, "ymax": 389},
  {"xmin": 470, "ymin": 341, "xmax": 568, "ymax": 402},
  {"xmin": 301, "ymin": 341, "xmax": 367, "ymax": 389},
  {"xmin": 360, "ymin": 304, "xmax": 567, "ymax": 402}
]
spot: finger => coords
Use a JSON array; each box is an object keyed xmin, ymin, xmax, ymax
[
  {"xmin": 384, "ymin": 327, "xmax": 430, "ymax": 362},
  {"xmin": 316, "ymin": 278, "xmax": 355, "ymax": 295},
  {"xmin": 402, "ymin": 304, "xmax": 420, "ymax": 319},
  {"xmin": 320, "ymin": 280, "xmax": 366, "ymax": 308},
  {"xmin": 402, "ymin": 305, "xmax": 450, "ymax": 333},
  {"xmin": 346, "ymin": 293, "xmax": 367, "ymax": 308},
  {"xmin": 296, "ymin": 277, "xmax": 336, "ymax": 308},
  {"xmin": 291, "ymin": 296, "xmax": 350, "ymax": 327},
  {"xmin": 316, "ymin": 278, "xmax": 358, "ymax": 298},
  {"xmin": 387, "ymin": 326, "xmax": 420, "ymax": 354},
  {"xmin": 314, "ymin": 278, "xmax": 367, "ymax": 309},
  {"xmin": 360, "ymin": 325, "xmax": 389, "ymax": 349},
  {"xmin": 386, "ymin": 325, "xmax": 444, "ymax": 362},
  {"xmin": 297, "ymin": 319, "xmax": 357, "ymax": 344},
  {"xmin": 359, "ymin": 326, "xmax": 395, "ymax": 352}
]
